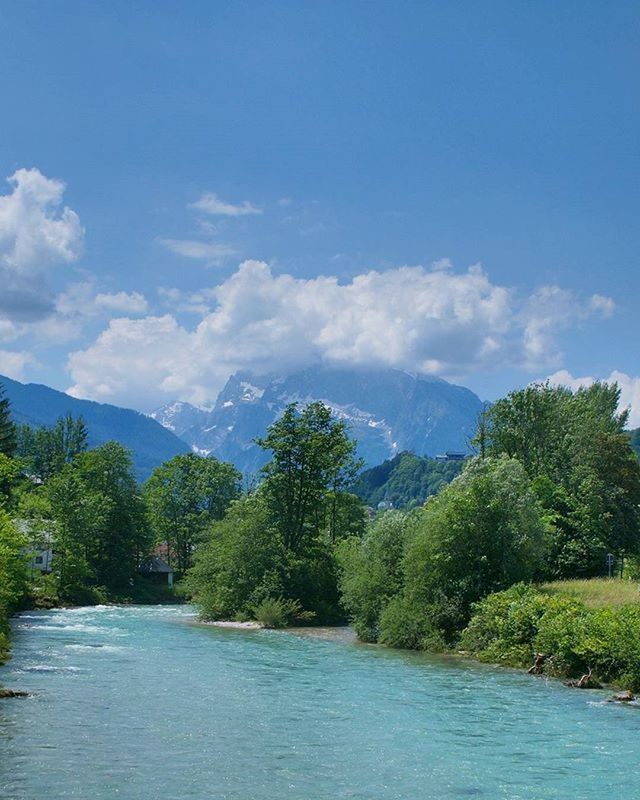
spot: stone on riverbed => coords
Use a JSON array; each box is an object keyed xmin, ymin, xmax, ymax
[
  {"xmin": 0, "ymin": 688, "xmax": 29, "ymax": 698},
  {"xmin": 608, "ymin": 690, "xmax": 635, "ymax": 703}
]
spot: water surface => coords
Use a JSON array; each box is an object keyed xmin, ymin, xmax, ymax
[{"xmin": 0, "ymin": 605, "xmax": 636, "ymax": 799}]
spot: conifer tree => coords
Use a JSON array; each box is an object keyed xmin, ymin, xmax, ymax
[{"xmin": 0, "ymin": 386, "xmax": 16, "ymax": 458}]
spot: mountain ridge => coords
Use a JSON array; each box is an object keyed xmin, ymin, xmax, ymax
[
  {"xmin": 0, "ymin": 374, "xmax": 190, "ymax": 480},
  {"xmin": 151, "ymin": 366, "xmax": 484, "ymax": 476}
]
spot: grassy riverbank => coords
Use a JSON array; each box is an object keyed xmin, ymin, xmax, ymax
[
  {"xmin": 540, "ymin": 578, "xmax": 640, "ymax": 608},
  {"xmin": 460, "ymin": 579, "xmax": 640, "ymax": 691}
]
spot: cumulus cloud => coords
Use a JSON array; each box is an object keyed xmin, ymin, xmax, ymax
[
  {"xmin": 547, "ymin": 369, "xmax": 640, "ymax": 427},
  {"xmin": 93, "ymin": 291, "xmax": 148, "ymax": 314},
  {"xmin": 0, "ymin": 168, "xmax": 84, "ymax": 335},
  {"xmin": 521, "ymin": 286, "xmax": 614, "ymax": 369},
  {"xmin": 158, "ymin": 238, "xmax": 237, "ymax": 265},
  {"xmin": 56, "ymin": 282, "xmax": 149, "ymax": 322},
  {"xmin": 189, "ymin": 192, "xmax": 262, "ymax": 217},
  {"xmin": 0, "ymin": 348, "xmax": 35, "ymax": 380},
  {"xmin": 0, "ymin": 168, "xmax": 83, "ymax": 276},
  {"xmin": 66, "ymin": 260, "xmax": 614, "ymax": 410}
]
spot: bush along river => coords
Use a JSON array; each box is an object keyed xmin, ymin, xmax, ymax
[{"xmin": 0, "ymin": 605, "xmax": 638, "ymax": 799}]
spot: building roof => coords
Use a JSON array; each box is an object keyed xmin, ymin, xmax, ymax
[{"xmin": 138, "ymin": 556, "xmax": 173, "ymax": 574}]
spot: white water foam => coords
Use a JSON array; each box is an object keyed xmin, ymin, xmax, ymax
[
  {"xmin": 22, "ymin": 665, "xmax": 85, "ymax": 672},
  {"xmin": 65, "ymin": 644, "xmax": 126, "ymax": 653}
]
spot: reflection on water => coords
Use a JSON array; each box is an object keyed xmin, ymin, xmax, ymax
[{"xmin": 0, "ymin": 605, "xmax": 633, "ymax": 799}]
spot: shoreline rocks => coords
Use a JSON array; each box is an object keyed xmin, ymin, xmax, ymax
[
  {"xmin": 199, "ymin": 620, "xmax": 263, "ymax": 630},
  {"xmin": 608, "ymin": 690, "xmax": 635, "ymax": 703},
  {"xmin": 0, "ymin": 688, "xmax": 29, "ymax": 698}
]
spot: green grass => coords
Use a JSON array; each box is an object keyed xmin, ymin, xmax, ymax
[{"xmin": 540, "ymin": 578, "xmax": 640, "ymax": 608}]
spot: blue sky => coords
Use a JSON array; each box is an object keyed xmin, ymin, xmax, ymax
[{"xmin": 0, "ymin": 1, "xmax": 638, "ymax": 417}]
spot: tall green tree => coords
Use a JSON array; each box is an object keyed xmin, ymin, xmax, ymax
[
  {"xmin": 17, "ymin": 414, "xmax": 88, "ymax": 481},
  {"xmin": 480, "ymin": 381, "xmax": 640, "ymax": 577},
  {"xmin": 47, "ymin": 442, "xmax": 150, "ymax": 597},
  {"xmin": 0, "ymin": 508, "xmax": 28, "ymax": 663},
  {"xmin": 336, "ymin": 511, "xmax": 415, "ymax": 642},
  {"xmin": 257, "ymin": 402, "xmax": 363, "ymax": 551},
  {"xmin": 400, "ymin": 456, "xmax": 545, "ymax": 639},
  {"xmin": 0, "ymin": 385, "xmax": 16, "ymax": 457},
  {"xmin": 144, "ymin": 453, "xmax": 241, "ymax": 574},
  {"xmin": 47, "ymin": 469, "xmax": 106, "ymax": 600},
  {"xmin": 185, "ymin": 493, "xmax": 286, "ymax": 620}
]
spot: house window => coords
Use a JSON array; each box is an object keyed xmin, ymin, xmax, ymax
[{"xmin": 35, "ymin": 556, "xmax": 43, "ymax": 564}]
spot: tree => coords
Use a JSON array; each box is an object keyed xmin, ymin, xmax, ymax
[
  {"xmin": 16, "ymin": 414, "xmax": 88, "ymax": 481},
  {"xmin": 480, "ymin": 381, "xmax": 640, "ymax": 577},
  {"xmin": 144, "ymin": 453, "xmax": 241, "ymax": 574},
  {"xmin": 0, "ymin": 508, "xmax": 28, "ymax": 663},
  {"xmin": 47, "ymin": 442, "xmax": 150, "ymax": 597},
  {"xmin": 0, "ymin": 385, "xmax": 16, "ymax": 457},
  {"xmin": 382, "ymin": 457, "xmax": 545, "ymax": 644},
  {"xmin": 336, "ymin": 511, "xmax": 415, "ymax": 642},
  {"xmin": 185, "ymin": 493, "xmax": 286, "ymax": 620},
  {"xmin": 47, "ymin": 468, "xmax": 107, "ymax": 601},
  {"xmin": 257, "ymin": 402, "xmax": 362, "ymax": 552}
]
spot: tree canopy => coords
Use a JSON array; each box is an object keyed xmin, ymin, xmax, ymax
[
  {"xmin": 478, "ymin": 381, "xmax": 640, "ymax": 577},
  {"xmin": 144, "ymin": 453, "xmax": 241, "ymax": 574}
]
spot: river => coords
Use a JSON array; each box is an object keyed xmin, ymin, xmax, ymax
[{"xmin": 0, "ymin": 605, "xmax": 636, "ymax": 799}]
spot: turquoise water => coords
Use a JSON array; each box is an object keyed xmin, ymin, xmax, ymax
[{"xmin": 0, "ymin": 606, "xmax": 637, "ymax": 799}]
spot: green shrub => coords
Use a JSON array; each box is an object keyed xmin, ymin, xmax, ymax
[
  {"xmin": 401, "ymin": 457, "xmax": 545, "ymax": 642},
  {"xmin": 460, "ymin": 584, "xmax": 547, "ymax": 667},
  {"xmin": 0, "ymin": 629, "xmax": 10, "ymax": 665},
  {"xmin": 252, "ymin": 597, "xmax": 315, "ymax": 629},
  {"xmin": 378, "ymin": 595, "xmax": 444, "ymax": 650},
  {"xmin": 461, "ymin": 585, "xmax": 640, "ymax": 691},
  {"xmin": 336, "ymin": 511, "xmax": 414, "ymax": 642}
]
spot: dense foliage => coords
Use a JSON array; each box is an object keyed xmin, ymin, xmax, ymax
[
  {"xmin": 188, "ymin": 402, "xmax": 367, "ymax": 623},
  {"xmin": 144, "ymin": 454, "xmax": 241, "ymax": 575},
  {"xmin": 337, "ymin": 380, "xmax": 640, "ymax": 690},
  {"xmin": 337, "ymin": 511, "xmax": 416, "ymax": 642},
  {"xmin": 0, "ymin": 509, "xmax": 28, "ymax": 663},
  {"xmin": 16, "ymin": 415, "xmax": 88, "ymax": 482},
  {"xmin": 339, "ymin": 457, "xmax": 545, "ymax": 647},
  {"xmin": 350, "ymin": 451, "xmax": 463, "ymax": 509},
  {"xmin": 478, "ymin": 382, "xmax": 640, "ymax": 577},
  {"xmin": 46, "ymin": 442, "xmax": 151, "ymax": 601},
  {"xmin": 0, "ymin": 386, "xmax": 16, "ymax": 457},
  {"xmin": 461, "ymin": 584, "xmax": 640, "ymax": 690}
]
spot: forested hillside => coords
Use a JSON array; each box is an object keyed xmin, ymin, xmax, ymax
[
  {"xmin": 351, "ymin": 451, "xmax": 463, "ymax": 508},
  {"xmin": 1, "ymin": 375, "xmax": 189, "ymax": 479}
]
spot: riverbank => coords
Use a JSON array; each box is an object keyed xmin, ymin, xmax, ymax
[{"xmin": 460, "ymin": 581, "xmax": 640, "ymax": 693}]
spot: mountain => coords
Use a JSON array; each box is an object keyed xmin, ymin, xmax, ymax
[
  {"xmin": 351, "ymin": 451, "xmax": 464, "ymax": 509},
  {"xmin": 150, "ymin": 366, "xmax": 484, "ymax": 476},
  {"xmin": 0, "ymin": 374, "xmax": 190, "ymax": 480}
]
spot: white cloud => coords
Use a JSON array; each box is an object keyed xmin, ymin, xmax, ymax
[
  {"xmin": 547, "ymin": 369, "xmax": 640, "ymax": 428},
  {"xmin": 189, "ymin": 192, "xmax": 262, "ymax": 217},
  {"xmin": 521, "ymin": 287, "xmax": 614, "ymax": 369},
  {"xmin": 67, "ymin": 315, "xmax": 193, "ymax": 408},
  {"xmin": 0, "ymin": 348, "xmax": 35, "ymax": 380},
  {"xmin": 0, "ymin": 168, "xmax": 83, "ymax": 276},
  {"xmin": 93, "ymin": 291, "xmax": 148, "ymax": 314},
  {"xmin": 158, "ymin": 238, "xmax": 237, "ymax": 265},
  {"xmin": 66, "ymin": 260, "xmax": 615, "ymax": 410},
  {"xmin": 589, "ymin": 294, "xmax": 616, "ymax": 318},
  {"xmin": 53, "ymin": 282, "xmax": 149, "ymax": 334}
]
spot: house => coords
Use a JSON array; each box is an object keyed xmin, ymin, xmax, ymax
[
  {"xmin": 137, "ymin": 556, "xmax": 174, "ymax": 587},
  {"xmin": 16, "ymin": 520, "xmax": 55, "ymax": 574},
  {"xmin": 435, "ymin": 451, "xmax": 467, "ymax": 462}
]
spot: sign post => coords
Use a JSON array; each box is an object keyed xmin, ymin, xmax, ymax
[{"xmin": 606, "ymin": 553, "xmax": 615, "ymax": 578}]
